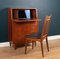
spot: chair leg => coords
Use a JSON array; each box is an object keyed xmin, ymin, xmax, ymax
[
  {"xmin": 35, "ymin": 41, "xmax": 36, "ymax": 47},
  {"xmin": 25, "ymin": 40, "xmax": 27, "ymax": 54},
  {"xmin": 46, "ymin": 37, "xmax": 49, "ymax": 52},
  {"xmin": 32, "ymin": 41, "xmax": 34, "ymax": 49},
  {"xmin": 40, "ymin": 41, "xmax": 44, "ymax": 57}
]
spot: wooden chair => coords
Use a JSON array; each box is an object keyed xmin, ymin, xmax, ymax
[{"xmin": 25, "ymin": 15, "xmax": 51, "ymax": 57}]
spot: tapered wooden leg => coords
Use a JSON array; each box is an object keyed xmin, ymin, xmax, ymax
[
  {"xmin": 25, "ymin": 40, "xmax": 27, "ymax": 54},
  {"xmin": 32, "ymin": 41, "xmax": 34, "ymax": 49},
  {"xmin": 10, "ymin": 41, "xmax": 11, "ymax": 46},
  {"xmin": 46, "ymin": 37, "xmax": 49, "ymax": 52},
  {"xmin": 40, "ymin": 41, "xmax": 44, "ymax": 57},
  {"xmin": 35, "ymin": 41, "xmax": 36, "ymax": 47},
  {"xmin": 13, "ymin": 44, "xmax": 16, "ymax": 50}
]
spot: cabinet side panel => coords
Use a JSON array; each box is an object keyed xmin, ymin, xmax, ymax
[{"xmin": 8, "ymin": 8, "xmax": 12, "ymax": 42}]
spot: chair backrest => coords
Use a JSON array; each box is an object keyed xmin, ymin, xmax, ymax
[{"xmin": 41, "ymin": 15, "xmax": 51, "ymax": 38}]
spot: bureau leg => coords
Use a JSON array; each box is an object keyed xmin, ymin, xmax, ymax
[{"xmin": 13, "ymin": 44, "xmax": 17, "ymax": 50}]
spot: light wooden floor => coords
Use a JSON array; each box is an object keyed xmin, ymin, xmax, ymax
[{"xmin": 0, "ymin": 39, "xmax": 60, "ymax": 59}]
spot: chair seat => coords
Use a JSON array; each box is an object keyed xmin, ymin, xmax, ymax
[{"xmin": 26, "ymin": 33, "xmax": 41, "ymax": 39}]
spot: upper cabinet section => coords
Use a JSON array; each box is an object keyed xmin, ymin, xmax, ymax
[{"xmin": 8, "ymin": 8, "xmax": 38, "ymax": 22}]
